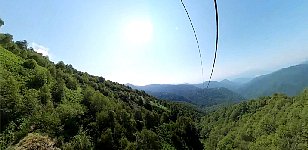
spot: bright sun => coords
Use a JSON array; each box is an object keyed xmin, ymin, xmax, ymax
[{"xmin": 123, "ymin": 20, "xmax": 153, "ymax": 45}]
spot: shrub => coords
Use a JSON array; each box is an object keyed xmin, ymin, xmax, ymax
[
  {"xmin": 11, "ymin": 133, "xmax": 59, "ymax": 150},
  {"xmin": 23, "ymin": 59, "xmax": 37, "ymax": 69}
]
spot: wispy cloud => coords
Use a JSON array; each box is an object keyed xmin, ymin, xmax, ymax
[{"xmin": 30, "ymin": 42, "xmax": 49, "ymax": 56}]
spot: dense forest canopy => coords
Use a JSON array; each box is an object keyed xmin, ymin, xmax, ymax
[{"xmin": 200, "ymin": 92, "xmax": 308, "ymax": 149}]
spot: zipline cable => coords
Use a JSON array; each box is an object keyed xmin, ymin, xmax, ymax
[
  {"xmin": 207, "ymin": 0, "xmax": 219, "ymax": 88},
  {"xmin": 180, "ymin": 0, "xmax": 205, "ymax": 88}
]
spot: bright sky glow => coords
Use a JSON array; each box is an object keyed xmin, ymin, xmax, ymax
[
  {"xmin": 123, "ymin": 19, "xmax": 153, "ymax": 46},
  {"xmin": 1, "ymin": 0, "xmax": 308, "ymax": 85}
]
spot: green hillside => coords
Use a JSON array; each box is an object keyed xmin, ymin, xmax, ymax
[
  {"xmin": 0, "ymin": 27, "xmax": 204, "ymax": 149},
  {"xmin": 200, "ymin": 92, "xmax": 308, "ymax": 149},
  {"xmin": 238, "ymin": 64, "xmax": 308, "ymax": 98}
]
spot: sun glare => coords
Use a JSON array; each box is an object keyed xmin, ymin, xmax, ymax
[{"xmin": 123, "ymin": 19, "xmax": 153, "ymax": 45}]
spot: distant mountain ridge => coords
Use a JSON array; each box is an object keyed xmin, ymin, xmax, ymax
[
  {"xmin": 129, "ymin": 62, "xmax": 308, "ymax": 102},
  {"xmin": 130, "ymin": 84, "xmax": 199, "ymax": 94},
  {"xmin": 128, "ymin": 83, "xmax": 244, "ymax": 106},
  {"xmin": 237, "ymin": 63, "xmax": 308, "ymax": 98},
  {"xmin": 231, "ymin": 77, "xmax": 252, "ymax": 84},
  {"xmin": 192, "ymin": 80, "xmax": 240, "ymax": 90}
]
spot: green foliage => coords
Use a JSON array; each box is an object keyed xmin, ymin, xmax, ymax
[
  {"xmin": 15, "ymin": 40, "xmax": 28, "ymax": 50},
  {"xmin": 23, "ymin": 59, "xmax": 37, "ymax": 69},
  {"xmin": 62, "ymin": 129, "xmax": 93, "ymax": 150},
  {"xmin": 83, "ymin": 86, "xmax": 111, "ymax": 114},
  {"xmin": 0, "ymin": 74, "xmax": 22, "ymax": 129},
  {"xmin": 137, "ymin": 129, "xmax": 161, "ymax": 150},
  {"xmin": 174, "ymin": 116, "xmax": 204, "ymax": 150},
  {"xmin": 65, "ymin": 75, "xmax": 78, "ymax": 90},
  {"xmin": 56, "ymin": 61, "xmax": 66, "ymax": 69},
  {"xmin": 56, "ymin": 101, "xmax": 85, "ymax": 121},
  {"xmin": 0, "ymin": 42, "xmax": 205, "ymax": 149},
  {"xmin": 28, "ymin": 52, "xmax": 50, "ymax": 67},
  {"xmin": 144, "ymin": 111, "xmax": 159, "ymax": 129},
  {"xmin": 0, "ymin": 33, "xmax": 14, "ymax": 49},
  {"xmin": 21, "ymin": 89, "xmax": 40, "ymax": 115},
  {"xmin": 98, "ymin": 128, "xmax": 114, "ymax": 149},
  {"xmin": 28, "ymin": 70, "xmax": 48, "ymax": 89},
  {"xmin": 0, "ymin": 46, "xmax": 23, "ymax": 76},
  {"xmin": 51, "ymin": 79, "xmax": 66, "ymax": 103},
  {"xmin": 200, "ymin": 91, "xmax": 308, "ymax": 149},
  {"xmin": 39, "ymin": 85, "xmax": 52, "ymax": 105}
]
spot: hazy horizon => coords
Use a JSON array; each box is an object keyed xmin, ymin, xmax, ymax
[{"xmin": 127, "ymin": 59, "xmax": 308, "ymax": 86}]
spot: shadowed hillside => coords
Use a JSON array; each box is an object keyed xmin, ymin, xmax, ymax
[{"xmin": 238, "ymin": 64, "xmax": 308, "ymax": 98}]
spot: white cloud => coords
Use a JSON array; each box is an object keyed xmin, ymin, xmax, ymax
[{"xmin": 30, "ymin": 42, "xmax": 49, "ymax": 56}]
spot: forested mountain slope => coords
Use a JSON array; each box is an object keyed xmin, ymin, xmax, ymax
[
  {"xmin": 238, "ymin": 64, "xmax": 308, "ymax": 98},
  {"xmin": 200, "ymin": 91, "xmax": 308, "ymax": 149},
  {"xmin": 0, "ymin": 23, "xmax": 204, "ymax": 149}
]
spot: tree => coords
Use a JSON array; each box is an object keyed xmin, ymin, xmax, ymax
[
  {"xmin": 0, "ymin": 18, "xmax": 4, "ymax": 27},
  {"xmin": 62, "ymin": 128, "xmax": 92, "ymax": 150},
  {"xmin": 0, "ymin": 75, "xmax": 21, "ymax": 129},
  {"xmin": 28, "ymin": 71, "xmax": 48, "ymax": 89},
  {"xmin": 82, "ymin": 87, "xmax": 110, "ymax": 115},
  {"xmin": 16, "ymin": 40, "xmax": 28, "ymax": 50},
  {"xmin": 39, "ymin": 85, "xmax": 52, "ymax": 105},
  {"xmin": 137, "ymin": 129, "xmax": 161, "ymax": 150},
  {"xmin": 65, "ymin": 76, "xmax": 78, "ymax": 90},
  {"xmin": 175, "ymin": 116, "xmax": 204, "ymax": 150},
  {"xmin": 28, "ymin": 53, "xmax": 49, "ymax": 67},
  {"xmin": 56, "ymin": 61, "xmax": 66, "ymax": 70},
  {"xmin": 23, "ymin": 59, "xmax": 37, "ymax": 69},
  {"xmin": 96, "ymin": 110, "xmax": 115, "ymax": 130},
  {"xmin": 98, "ymin": 128, "xmax": 114, "ymax": 149},
  {"xmin": 56, "ymin": 101, "xmax": 85, "ymax": 139},
  {"xmin": 134, "ymin": 110, "xmax": 144, "ymax": 131},
  {"xmin": 0, "ymin": 34, "xmax": 14, "ymax": 49},
  {"xmin": 144, "ymin": 111, "xmax": 159, "ymax": 129},
  {"xmin": 52, "ymin": 79, "xmax": 66, "ymax": 103},
  {"xmin": 22, "ymin": 89, "xmax": 40, "ymax": 115}
]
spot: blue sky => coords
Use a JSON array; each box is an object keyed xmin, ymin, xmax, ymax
[{"xmin": 1, "ymin": 0, "xmax": 308, "ymax": 85}]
